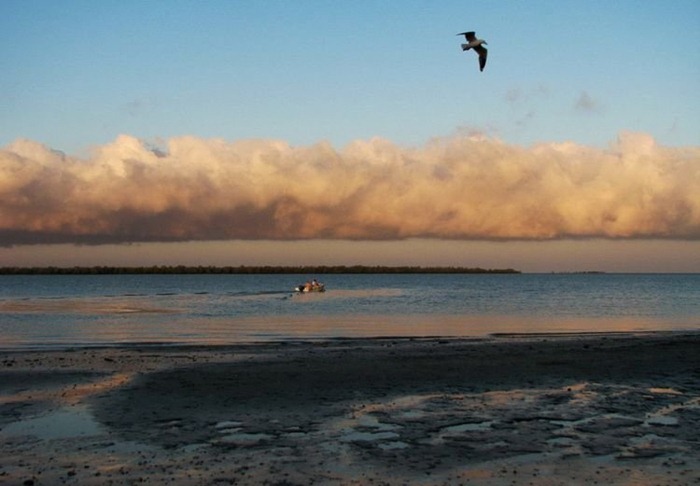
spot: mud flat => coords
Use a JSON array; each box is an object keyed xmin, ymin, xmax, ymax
[{"xmin": 1, "ymin": 332, "xmax": 699, "ymax": 485}]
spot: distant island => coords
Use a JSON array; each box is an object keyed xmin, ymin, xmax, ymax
[{"xmin": 0, "ymin": 265, "xmax": 520, "ymax": 275}]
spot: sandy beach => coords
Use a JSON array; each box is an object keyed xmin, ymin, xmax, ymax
[{"xmin": 1, "ymin": 332, "xmax": 699, "ymax": 485}]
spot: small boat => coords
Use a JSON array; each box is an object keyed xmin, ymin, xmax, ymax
[{"xmin": 295, "ymin": 281, "xmax": 325, "ymax": 293}]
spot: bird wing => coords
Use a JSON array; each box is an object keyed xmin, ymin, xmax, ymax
[
  {"xmin": 473, "ymin": 44, "xmax": 487, "ymax": 56},
  {"xmin": 475, "ymin": 46, "xmax": 487, "ymax": 71},
  {"xmin": 456, "ymin": 31, "xmax": 476, "ymax": 41}
]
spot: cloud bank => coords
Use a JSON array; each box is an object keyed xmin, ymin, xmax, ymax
[{"xmin": 1, "ymin": 132, "xmax": 698, "ymax": 246}]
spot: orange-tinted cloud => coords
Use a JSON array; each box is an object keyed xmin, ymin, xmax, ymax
[{"xmin": 1, "ymin": 132, "xmax": 698, "ymax": 246}]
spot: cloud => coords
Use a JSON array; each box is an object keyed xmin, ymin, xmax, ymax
[
  {"xmin": 123, "ymin": 97, "xmax": 159, "ymax": 117},
  {"xmin": 504, "ymin": 85, "xmax": 550, "ymax": 107},
  {"xmin": 504, "ymin": 85, "xmax": 551, "ymax": 129},
  {"xmin": 1, "ymin": 132, "xmax": 698, "ymax": 246},
  {"xmin": 574, "ymin": 91, "xmax": 603, "ymax": 114}
]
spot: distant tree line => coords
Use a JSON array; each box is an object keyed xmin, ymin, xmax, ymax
[{"xmin": 0, "ymin": 265, "xmax": 521, "ymax": 275}]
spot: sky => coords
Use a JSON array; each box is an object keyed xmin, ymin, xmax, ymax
[{"xmin": 1, "ymin": 0, "xmax": 699, "ymax": 272}]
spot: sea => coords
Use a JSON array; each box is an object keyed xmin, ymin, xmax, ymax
[{"xmin": 0, "ymin": 273, "xmax": 698, "ymax": 349}]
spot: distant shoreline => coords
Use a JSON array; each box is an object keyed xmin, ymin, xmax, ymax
[{"xmin": 0, "ymin": 265, "xmax": 521, "ymax": 275}]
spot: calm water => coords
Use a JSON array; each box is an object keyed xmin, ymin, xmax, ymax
[{"xmin": 0, "ymin": 274, "xmax": 698, "ymax": 348}]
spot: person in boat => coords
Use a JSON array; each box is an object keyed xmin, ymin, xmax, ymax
[
  {"xmin": 303, "ymin": 279, "xmax": 321, "ymax": 292},
  {"xmin": 297, "ymin": 278, "xmax": 323, "ymax": 292}
]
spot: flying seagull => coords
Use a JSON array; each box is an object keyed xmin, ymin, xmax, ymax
[{"xmin": 457, "ymin": 31, "xmax": 487, "ymax": 71}]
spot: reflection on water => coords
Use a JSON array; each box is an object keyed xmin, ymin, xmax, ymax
[
  {"xmin": 0, "ymin": 298, "xmax": 177, "ymax": 315},
  {"xmin": 0, "ymin": 274, "xmax": 697, "ymax": 348}
]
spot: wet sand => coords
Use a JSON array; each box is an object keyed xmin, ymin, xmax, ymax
[{"xmin": 1, "ymin": 332, "xmax": 699, "ymax": 485}]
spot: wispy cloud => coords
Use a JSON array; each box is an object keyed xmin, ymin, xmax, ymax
[
  {"xmin": 122, "ymin": 97, "xmax": 159, "ymax": 117},
  {"xmin": 1, "ymin": 132, "xmax": 698, "ymax": 246},
  {"xmin": 574, "ymin": 91, "xmax": 603, "ymax": 114},
  {"xmin": 504, "ymin": 85, "xmax": 551, "ymax": 129},
  {"xmin": 504, "ymin": 85, "xmax": 550, "ymax": 107}
]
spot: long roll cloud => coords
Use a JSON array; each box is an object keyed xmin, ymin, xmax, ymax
[{"xmin": 1, "ymin": 132, "xmax": 698, "ymax": 246}]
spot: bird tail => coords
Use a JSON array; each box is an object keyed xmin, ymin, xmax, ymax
[{"xmin": 461, "ymin": 43, "xmax": 471, "ymax": 51}]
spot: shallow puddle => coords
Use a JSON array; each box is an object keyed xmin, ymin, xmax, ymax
[{"xmin": 1, "ymin": 406, "xmax": 104, "ymax": 439}]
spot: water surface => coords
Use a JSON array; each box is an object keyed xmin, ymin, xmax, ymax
[{"xmin": 0, "ymin": 274, "xmax": 697, "ymax": 348}]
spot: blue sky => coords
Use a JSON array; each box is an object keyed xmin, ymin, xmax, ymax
[
  {"xmin": 3, "ymin": 0, "xmax": 699, "ymax": 153},
  {"xmin": 1, "ymin": 1, "xmax": 699, "ymax": 271}
]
